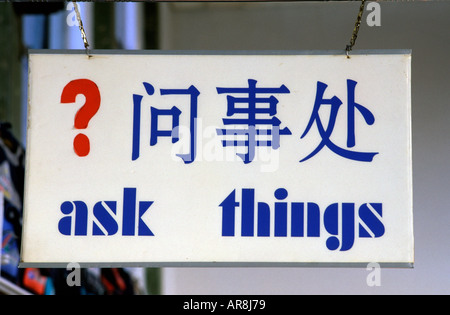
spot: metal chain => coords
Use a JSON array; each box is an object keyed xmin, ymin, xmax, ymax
[
  {"xmin": 72, "ymin": 1, "xmax": 91, "ymax": 57},
  {"xmin": 346, "ymin": 0, "xmax": 366, "ymax": 58}
]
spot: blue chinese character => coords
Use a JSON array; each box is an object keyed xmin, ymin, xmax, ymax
[
  {"xmin": 132, "ymin": 82, "xmax": 200, "ymax": 163},
  {"xmin": 300, "ymin": 79, "xmax": 378, "ymax": 162},
  {"xmin": 216, "ymin": 79, "xmax": 291, "ymax": 163}
]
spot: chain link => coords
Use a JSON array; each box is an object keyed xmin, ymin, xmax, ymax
[
  {"xmin": 72, "ymin": 1, "xmax": 91, "ymax": 57},
  {"xmin": 346, "ymin": 0, "xmax": 366, "ymax": 58}
]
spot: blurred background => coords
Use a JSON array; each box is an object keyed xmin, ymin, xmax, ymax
[{"xmin": 0, "ymin": 0, "xmax": 449, "ymax": 294}]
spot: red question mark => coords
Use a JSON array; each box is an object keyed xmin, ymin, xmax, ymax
[{"xmin": 61, "ymin": 79, "xmax": 101, "ymax": 157}]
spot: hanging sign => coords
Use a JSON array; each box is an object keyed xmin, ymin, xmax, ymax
[{"xmin": 21, "ymin": 50, "xmax": 413, "ymax": 267}]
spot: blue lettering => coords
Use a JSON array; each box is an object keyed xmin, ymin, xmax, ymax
[
  {"xmin": 219, "ymin": 188, "xmax": 384, "ymax": 251},
  {"xmin": 300, "ymin": 80, "xmax": 378, "ymax": 162},
  {"xmin": 274, "ymin": 188, "xmax": 288, "ymax": 237},
  {"xmin": 257, "ymin": 202, "xmax": 270, "ymax": 237},
  {"xmin": 291, "ymin": 203, "xmax": 304, "ymax": 237},
  {"xmin": 220, "ymin": 189, "xmax": 238, "ymax": 237},
  {"xmin": 58, "ymin": 201, "xmax": 88, "ymax": 236},
  {"xmin": 138, "ymin": 201, "xmax": 154, "ymax": 236},
  {"xmin": 306, "ymin": 203, "xmax": 320, "ymax": 237},
  {"xmin": 122, "ymin": 188, "xmax": 137, "ymax": 236},
  {"xmin": 216, "ymin": 79, "xmax": 291, "ymax": 164},
  {"xmin": 241, "ymin": 189, "xmax": 255, "ymax": 237},
  {"xmin": 93, "ymin": 201, "xmax": 118, "ymax": 236},
  {"xmin": 359, "ymin": 203, "xmax": 385, "ymax": 238},
  {"xmin": 58, "ymin": 188, "xmax": 154, "ymax": 237},
  {"xmin": 132, "ymin": 83, "xmax": 199, "ymax": 164},
  {"xmin": 324, "ymin": 203, "xmax": 355, "ymax": 251}
]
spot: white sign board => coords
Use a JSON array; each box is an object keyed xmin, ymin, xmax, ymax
[{"xmin": 21, "ymin": 51, "xmax": 413, "ymax": 267}]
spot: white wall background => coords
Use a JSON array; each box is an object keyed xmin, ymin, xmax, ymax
[{"xmin": 159, "ymin": 1, "xmax": 450, "ymax": 295}]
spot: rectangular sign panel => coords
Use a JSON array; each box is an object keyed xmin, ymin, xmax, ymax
[{"xmin": 21, "ymin": 50, "xmax": 413, "ymax": 267}]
